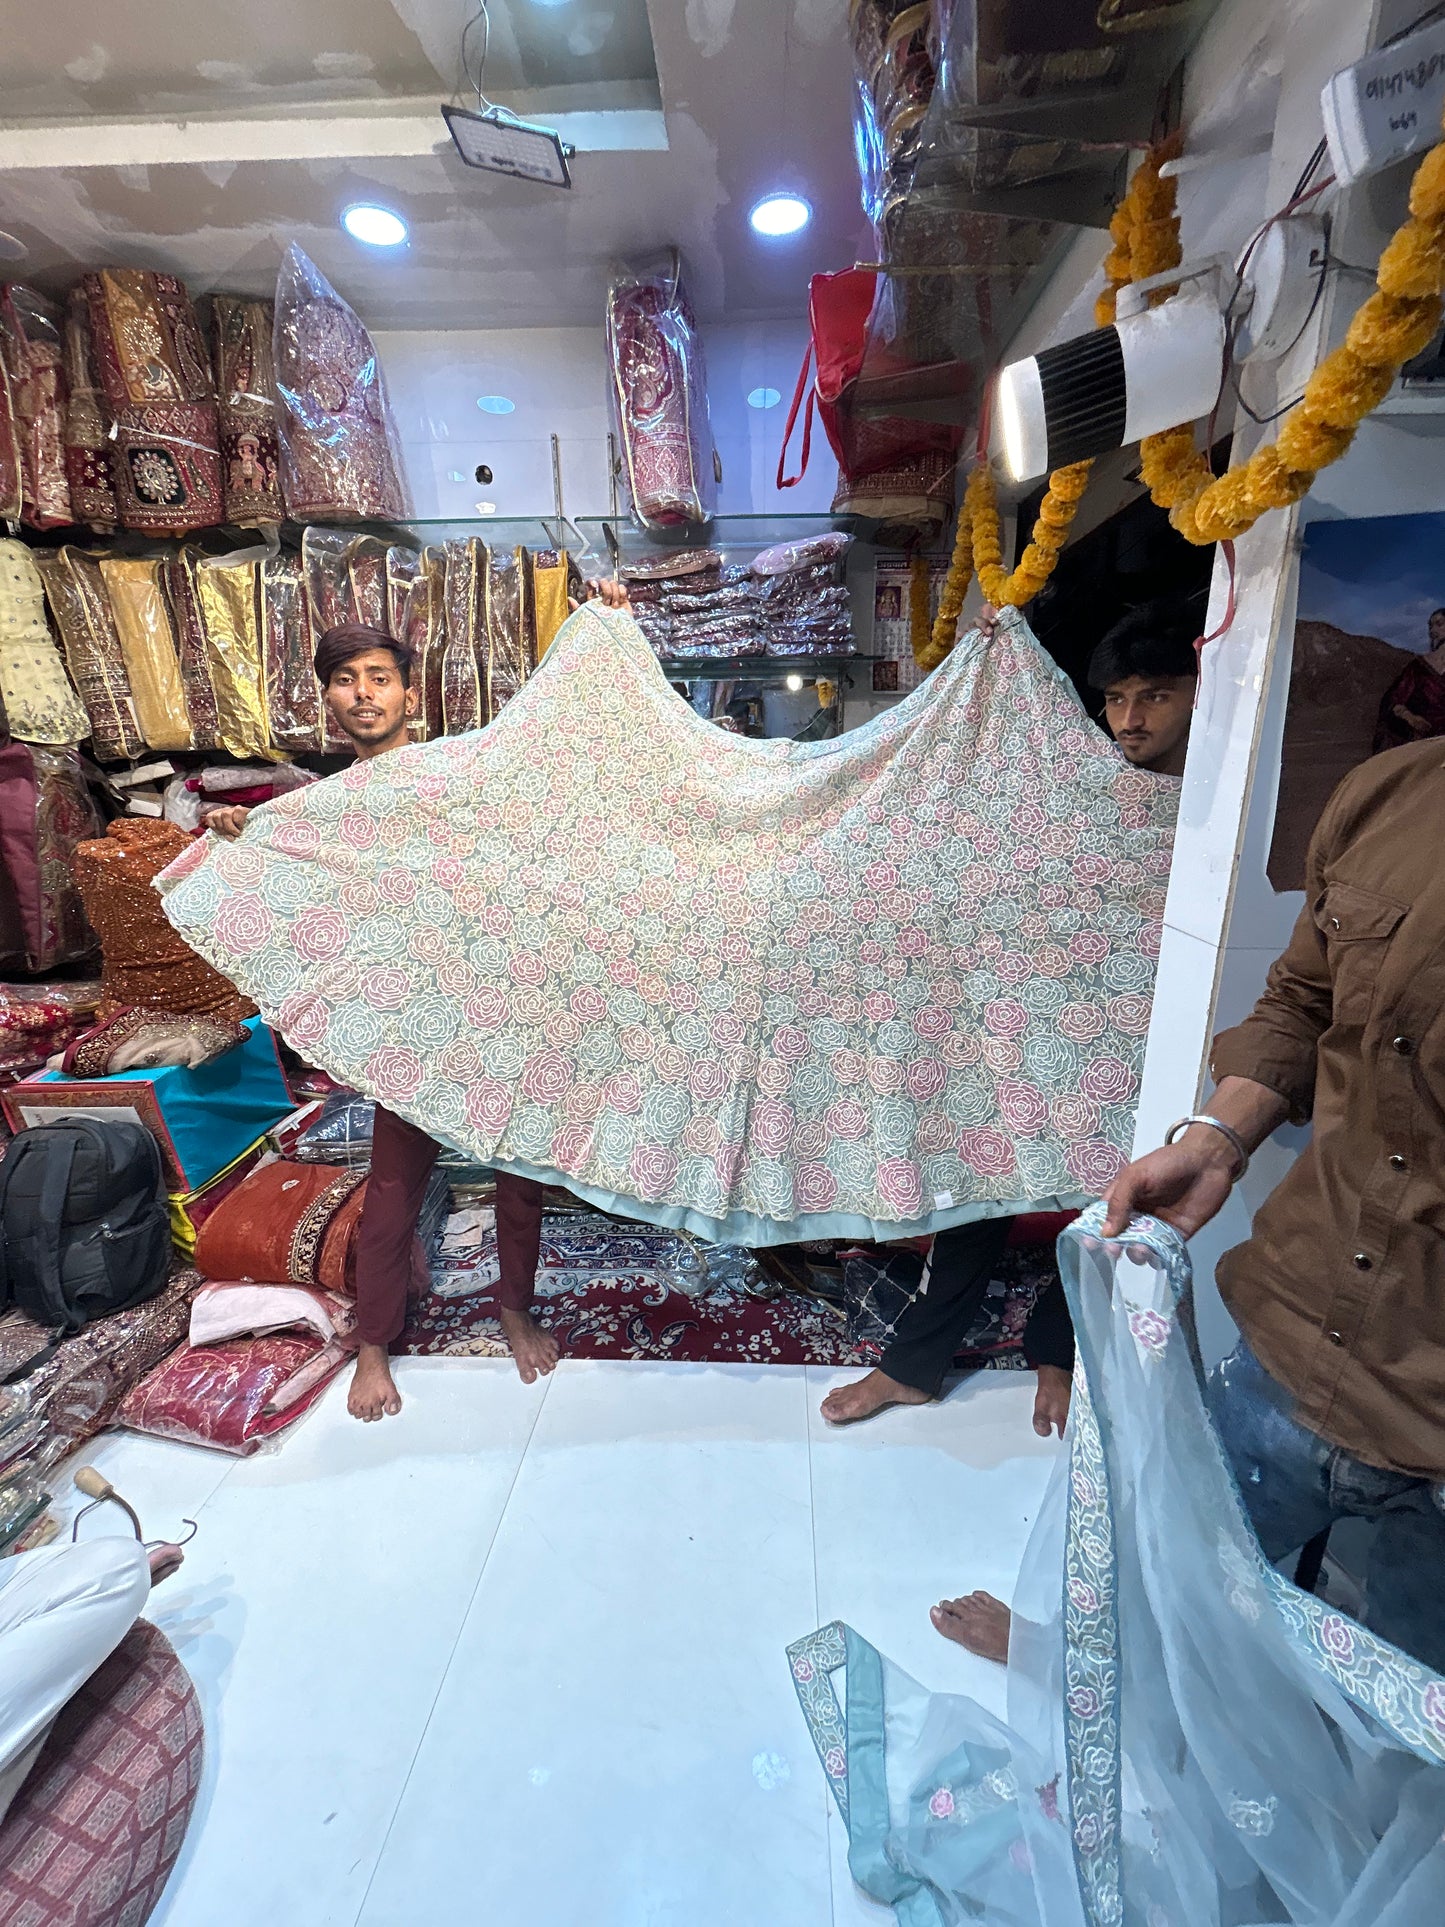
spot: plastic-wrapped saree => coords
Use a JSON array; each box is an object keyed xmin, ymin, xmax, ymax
[
  {"xmin": 157, "ymin": 605, "xmax": 1177, "ymax": 1244},
  {"xmin": 789, "ymin": 1210, "xmax": 1445, "ymax": 1925}
]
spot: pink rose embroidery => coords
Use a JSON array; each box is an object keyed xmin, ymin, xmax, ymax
[
  {"xmin": 1058, "ymin": 1002, "xmax": 1107, "ymax": 1045},
  {"xmin": 292, "ymin": 907, "xmax": 349, "ymax": 962},
  {"xmin": 984, "ymin": 998, "xmax": 1029, "ymax": 1039},
  {"xmin": 564, "ymin": 1081, "xmax": 603, "ymax": 1123},
  {"xmin": 1069, "ymin": 930, "xmax": 1110, "ymax": 966},
  {"xmin": 825, "ymin": 1098, "xmax": 870, "ymax": 1141},
  {"xmin": 877, "ymin": 1157, "xmax": 924, "ymax": 1217},
  {"xmin": 436, "ymin": 1037, "xmax": 483, "ymax": 1083},
  {"xmin": 377, "ymin": 866, "xmax": 418, "ymax": 908},
  {"xmin": 959, "ymin": 1127, "xmax": 1017, "ymax": 1179},
  {"xmin": 688, "ymin": 1059, "xmax": 729, "ymax": 1105},
  {"xmin": 464, "ymin": 988, "xmax": 509, "ymax": 1033},
  {"xmin": 213, "ymin": 892, "xmax": 273, "ymax": 957},
  {"xmin": 1050, "ymin": 1092, "xmax": 1102, "ymax": 1140},
  {"xmin": 790, "ymin": 1656, "xmax": 814, "ymax": 1683},
  {"xmin": 911, "ymin": 1006, "xmax": 953, "ymax": 1043},
  {"xmin": 866, "ymin": 1057, "xmax": 905, "ymax": 1095},
  {"xmin": 928, "ymin": 1787, "xmax": 955, "ymax": 1820},
  {"xmin": 1067, "ymin": 1686, "xmax": 1101, "ymax": 1718},
  {"xmin": 549, "ymin": 1122, "xmax": 593, "ymax": 1172},
  {"xmin": 1067, "ymin": 1578, "xmax": 1100, "ymax": 1613},
  {"xmin": 1066, "ymin": 1137, "xmax": 1126, "ymax": 1193},
  {"xmin": 629, "ymin": 1142, "xmax": 678, "ymax": 1199},
  {"xmin": 772, "ymin": 1025, "xmax": 810, "ymax": 1062},
  {"xmin": 521, "ymin": 1049, "xmax": 573, "ymax": 1105},
  {"xmin": 510, "ymin": 952, "xmax": 548, "ymax": 988},
  {"xmin": 752, "ymin": 1100, "xmax": 796, "ymax": 1156},
  {"xmin": 1079, "ymin": 1055, "xmax": 1137, "ymax": 1105},
  {"xmin": 683, "ymin": 1115, "xmax": 722, "ymax": 1156},
  {"xmin": 1423, "ymin": 1681, "xmax": 1445, "ymax": 1737},
  {"xmin": 756, "ymin": 1057, "xmax": 793, "ymax": 1097},
  {"xmin": 998, "ymin": 1079, "xmax": 1049, "ymax": 1136},
  {"xmin": 1037, "ymin": 1778, "xmax": 1061, "ymax": 1823},
  {"xmin": 1319, "ymin": 1614, "xmax": 1356, "ymax": 1665},
  {"xmin": 365, "ymin": 1046, "xmax": 424, "ymax": 1105},
  {"xmin": 338, "ymin": 811, "xmax": 378, "ymax": 851},
  {"xmin": 570, "ymin": 984, "xmax": 607, "ymax": 1023},
  {"xmin": 464, "ymin": 1077, "xmax": 514, "ymax": 1135},
  {"xmin": 270, "ymin": 818, "xmax": 322, "ymax": 860},
  {"xmin": 794, "ymin": 1161, "xmax": 838, "ymax": 1212},
  {"xmin": 863, "ymin": 990, "xmax": 897, "ymax": 1024},
  {"xmin": 905, "ymin": 1057, "xmax": 947, "ymax": 1104},
  {"xmin": 1127, "ymin": 1306, "xmax": 1171, "ymax": 1358},
  {"xmin": 823, "ymin": 1746, "xmax": 846, "ymax": 1779},
  {"xmin": 277, "ymin": 991, "xmax": 330, "ymax": 1050},
  {"xmin": 711, "ymin": 1014, "xmax": 747, "ymax": 1051},
  {"xmin": 604, "ymin": 1070, "xmax": 642, "ymax": 1115},
  {"xmin": 361, "ymin": 967, "xmax": 412, "ymax": 1013},
  {"xmin": 830, "ymin": 1048, "xmax": 865, "ymax": 1086}
]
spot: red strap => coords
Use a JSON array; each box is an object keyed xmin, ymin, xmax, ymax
[
  {"xmin": 776, "ymin": 341, "xmax": 815, "ymax": 490},
  {"xmin": 1192, "ymin": 538, "xmax": 1237, "ymax": 695}
]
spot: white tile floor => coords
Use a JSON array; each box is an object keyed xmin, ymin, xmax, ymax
[{"xmin": 50, "ymin": 1359, "xmax": 1059, "ymax": 1927}]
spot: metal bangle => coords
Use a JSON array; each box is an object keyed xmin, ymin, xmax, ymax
[{"xmin": 1165, "ymin": 1114, "xmax": 1249, "ymax": 1178}]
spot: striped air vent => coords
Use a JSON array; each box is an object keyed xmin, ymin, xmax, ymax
[{"xmin": 1036, "ymin": 327, "xmax": 1127, "ymax": 471}]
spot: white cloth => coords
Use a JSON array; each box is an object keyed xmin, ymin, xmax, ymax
[{"xmin": 0, "ymin": 1537, "xmax": 149, "ymax": 1824}]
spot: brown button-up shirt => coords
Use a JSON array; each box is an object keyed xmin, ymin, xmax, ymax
[{"xmin": 1211, "ymin": 739, "xmax": 1445, "ymax": 1479}]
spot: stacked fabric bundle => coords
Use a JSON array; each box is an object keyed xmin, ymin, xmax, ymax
[
  {"xmin": 0, "ymin": 1386, "xmax": 48, "ymax": 1551},
  {"xmin": 0, "ymin": 980, "xmax": 102, "ymax": 1088},
  {"xmin": 622, "ymin": 532, "xmax": 855, "ymax": 662}
]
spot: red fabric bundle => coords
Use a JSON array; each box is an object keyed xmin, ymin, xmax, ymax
[
  {"xmin": 605, "ymin": 253, "xmax": 715, "ymax": 530},
  {"xmin": 116, "ymin": 1333, "xmax": 342, "ymax": 1454},
  {"xmin": 0, "ymin": 285, "xmax": 71, "ymax": 529},
  {"xmin": 193, "ymin": 1159, "xmax": 368, "ymax": 1293}
]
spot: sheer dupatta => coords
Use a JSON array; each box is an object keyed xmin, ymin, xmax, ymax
[{"xmin": 790, "ymin": 1207, "xmax": 1445, "ymax": 1926}]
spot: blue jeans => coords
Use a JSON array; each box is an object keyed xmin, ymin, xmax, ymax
[{"xmin": 1207, "ymin": 1339, "xmax": 1445, "ymax": 1674}]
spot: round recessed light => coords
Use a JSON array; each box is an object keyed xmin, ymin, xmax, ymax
[
  {"xmin": 747, "ymin": 386, "xmax": 782, "ymax": 410},
  {"xmin": 0, "ymin": 230, "xmax": 27, "ymax": 262},
  {"xmin": 749, "ymin": 194, "xmax": 811, "ymax": 238},
  {"xmin": 475, "ymin": 500, "xmax": 498, "ymax": 515},
  {"xmin": 476, "ymin": 395, "xmax": 515, "ymax": 415},
  {"xmin": 341, "ymin": 204, "xmax": 408, "ymax": 247},
  {"xmin": 785, "ymin": 673, "xmax": 805, "ymax": 691}
]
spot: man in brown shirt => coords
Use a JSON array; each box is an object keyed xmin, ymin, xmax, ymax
[
  {"xmin": 1099, "ymin": 735, "xmax": 1445, "ymax": 1669},
  {"xmin": 937, "ymin": 736, "xmax": 1445, "ymax": 1672}
]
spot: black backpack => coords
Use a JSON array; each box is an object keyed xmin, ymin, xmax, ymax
[{"xmin": 0, "ymin": 1116, "xmax": 172, "ymax": 1382}]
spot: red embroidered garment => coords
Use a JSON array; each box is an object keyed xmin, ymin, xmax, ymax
[
  {"xmin": 262, "ymin": 550, "xmax": 322, "ymax": 753},
  {"xmin": 273, "ymin": 243, "xmax": 408, "ymax": 522},
  {"xmin": 0, "ymin": 741, "xmax": 100, "ymax": 972},
  {"xmin": 0, "ymin": 284, "xmax": 71, "ymax": 530},
  {"xmin": 61, "ymin": 285, "xmax": 117, "ymax": 529},
  {"xmin": 193, "ymin": 1160, "xmax": 368, "ymax": 1293},
  {"xmin": 212, "ymin": 292, "xmax": 285, "ymax": 527},
  {"xmin": 84, "ymin": 268, "xmax": 223, "ymax": 535},
  {"xmin": 117, "ymin": 1332, "xmax": 341, "ymax": 1453},
  {"xmin": 605, "ymin": 252, "xmax": 715, "ymax": 530}
]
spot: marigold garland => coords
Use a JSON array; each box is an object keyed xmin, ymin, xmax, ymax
[{"xmin": 919, "ymin": 108, "xmax": 1445, "ymax": 665}]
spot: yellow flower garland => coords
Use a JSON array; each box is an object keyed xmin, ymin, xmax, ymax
[{"xmin": 918, "ymin": 111, "xmax": 1445, "ymax": 663}]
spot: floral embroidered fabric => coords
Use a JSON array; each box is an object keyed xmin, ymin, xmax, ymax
[
  {"xmin": 159, "ymin": 605, "xmax": 1175, "ymax": 1244},
  {"xmin": 789, "ymin": 1211, "xmax": 1445, "ymax": 1925},
  {"xmin": 0, "ymin": 540, "xmax": 89, "ymax": 747}
]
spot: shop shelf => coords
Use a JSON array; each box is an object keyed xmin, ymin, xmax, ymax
[{"xmin": 575, "ymin": 513, "xmax": 845, "ymax": 567}]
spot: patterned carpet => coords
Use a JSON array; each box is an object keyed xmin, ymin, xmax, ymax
[{"xmin": 399, "ymin": 1213, "xmax": 1043, "ymax": 1370}]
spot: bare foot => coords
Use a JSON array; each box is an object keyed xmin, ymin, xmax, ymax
[
  {"xmin": 499, "ymin": 1306, "xmax": 559, "ymax": 1384},
  {"xmin": 148, "ymin": 1544, "xmax": 185, "ymax": 1587},
  {"xmin": 931, "ymin": 1590, "xmax": 1012, "ymax": 1663},
  {"xmin": 1033, "ymin": 1364, "xmax": 1072, "ymax": 1439},
  {"xmin": 348, "ymin": 1342, "xmax": 402, "ymax": 1422},
  {"xmin": 820, "ymin": 1369, "xmax": 933, "ymax": 1426}
]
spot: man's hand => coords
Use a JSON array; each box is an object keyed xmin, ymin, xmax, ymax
[
  {"xmin": 568, "ymin": 577, "xmax": 633, "ymax": 616},
  {"xmin": 203, "ymin": 805, "xmax": 250, "ymax": 841},
  {"xmin": 1099, "ymin": 1075, "xmax": 1290, "ymax": 1240},
  {"xmin": 1100, "ymin": 1134, "xmax": 1238, "ymax": 1241},
  {"xmin": 1394, "ymin": 704, "xmax": 1433, "ymax": 738}
]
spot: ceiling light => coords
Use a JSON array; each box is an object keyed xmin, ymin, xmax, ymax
[
  {"xmin": 476, "ymin": 395, "xmax": 515, "ymax": 414},
  {"xmin": 475, "ymin": 500, "xmax": 498, "ymax": 515},
  {"xmin": 747, "ymin": 386, "xmax": 782, "ymax": 410},
  {"xmin": 749, "ymin": 194, "xmax": 811, "ymax": 238},
  {"xmin": 341, "ymin": 204, "xmax": 408, "ymax": 247},
  {"xmin": 785, "ymin": 673, "xmax": 804, "ymax": 691},
  {"xmin": 442, "ymin": 102, "xmax": 573, "ymax": 188}
]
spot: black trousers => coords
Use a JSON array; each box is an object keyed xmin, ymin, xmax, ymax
[{"xmin": 879, "ymin": 1217, "xmax": 1076, "ymax": 1397}]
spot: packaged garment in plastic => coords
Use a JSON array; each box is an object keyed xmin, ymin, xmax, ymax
[
  {"xmin": 752, "ymin": 531, "xmax": 852, "ymax": 577},
  {"xmin": 189, "ymin": 1280, "xmax": 356, "ymax": 1348},
  {"xmin": 60, "ymin": 287, "xmax": 116, "ymax": 530},
  {"xmin": 98, "ymin": 558, "xmax": 193, "ymax": 752},
  {"xmin": 440, "ymin": 536, "xmax": 484, "ymax": 734},
  {"xmin": 0, "ymin": 286, "xmax": 70, "ymax": 530},
  {"xmin": 162, "ymin": 551, "xmax": 220, "ymax": 753},
  {"xmin": 531, "ymin": 550, "xmax": 574, "ymax": 661},
  {"xmin": 191, "ymin": 552, "xmax": 275, "ymax": 761},
  {"xmin": 83, "ymin": 269, "xmax": 223, "ymax": 535},
  {"xmin": 849, "ymin": 0, "xmax": 937, "ymax": 235},
  {"xmin": 116, "ymin": 1333, "xmax": 341, "ymax": 1454},
  {"xmin": 605, "ymin": 251, "xmax": 715, "ymax": 530},
  {"xmin": 483, "ymin": 546, "xmax": 533, "ymax": 719},
  {"xmin": 0, "ymin": 541, "xmax": 91, "ymax": 748},
  {"xmin": 294, "ymin": 1091, "xmax": 375, "ymax": 1165},
  {"xmin": 0, "ymin": 740, "xmax": 101, "ymax": 971},
  {"xmin": 0, "ymin": 980, "xmax": 102, "ymax": 1081},
  {"xmin": 390, "ymin": 543, "xmax": 446, "ymax": 741},
  {"xmin": 211, "ymin": 293, "xmax": 285, "ymax": 527},
  {"xmin": 260, "ymin": 551, "xmax": 321, "ymax": 754},
  {"xmin": 273, "ymin": 244, "xmax": 408, "ymax": 522},
  {"xmin": 0, "ymin": 344, "xmax": 20, "ymax": 521}
]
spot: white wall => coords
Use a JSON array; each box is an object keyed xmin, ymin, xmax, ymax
[{"xmin": 373, "ymin": 317, "xmax": 837, "ymax": 527}]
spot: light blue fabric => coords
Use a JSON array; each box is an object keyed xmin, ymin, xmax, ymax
[
  {"xmin": 789, "ymin": 1209, "xmax": 1445, "ymax": 1924},
  {"xmin": 30, "ymin": 1016, "xmax": 292, "ymax": 1191}
]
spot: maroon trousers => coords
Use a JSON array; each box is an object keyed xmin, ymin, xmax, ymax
[{"xmin": 352, "ymin": 1104, "xmax": 546, "ymax": 1348}]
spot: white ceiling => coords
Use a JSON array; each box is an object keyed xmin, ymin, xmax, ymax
[{"xmin": 0, "ymin": 0, "xmax": 870, "ymax": 328}]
